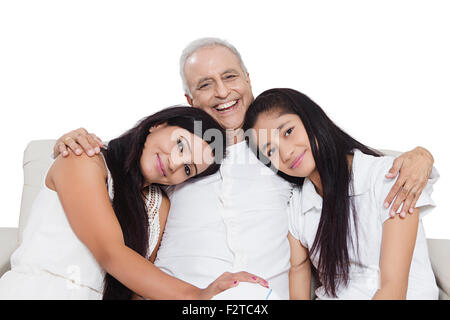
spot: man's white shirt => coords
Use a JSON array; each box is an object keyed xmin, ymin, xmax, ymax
[{"xmin": 155, "ymin": 141, "xmax": 293, "ymax": 299}]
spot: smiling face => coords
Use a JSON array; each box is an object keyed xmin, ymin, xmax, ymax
[
  {"xmin": 252, "ymin": 111, "xmax": 317, "ymax": 178},
  {"xmin": 183, "ymin": 45, "xmax": 254, "ymax": 130},
  {"xmin": 140, "ymin": 123, "xmax": 215, "ymax": 185}
]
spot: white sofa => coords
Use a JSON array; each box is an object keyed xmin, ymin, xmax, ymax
[{"xmin": 1, "ymin": 140, "xmax": 449, "ymax": 299}]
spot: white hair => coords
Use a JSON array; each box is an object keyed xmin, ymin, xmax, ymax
[{"xmin": 179, "ymin": 37, "xmax": 249, "ymax": 97}]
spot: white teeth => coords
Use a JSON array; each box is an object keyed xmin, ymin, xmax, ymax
[{"xmin": 215, "ymin": 100, "xmax": 237, "ymax": 110}]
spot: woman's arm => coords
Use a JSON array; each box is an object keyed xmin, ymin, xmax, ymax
[
  {"xmin": 372, "ymin": 209, "xmax": 420, "ymax": 300},
  {"xmin": 48, "ymin": 153, "xmax": 265, "ymax": 300},
  {"xmin": 288, "ymin": 232, "xmax": 311, "ymax": 300}
]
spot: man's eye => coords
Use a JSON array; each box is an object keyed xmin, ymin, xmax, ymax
[
  {"xmin": 177, "ymin": 138, "xmax": 184, "ymax": 152},
  {"xmin": 199, "ymin": 83, "xmax": 210, "ymax": 89},
  {"xmin": 267, "ymin": 148, "xmax": 275, "ymax": 157},
  {"xmin": 225, "ymin": 74, "xmax": 236, "ymax": 79},
  {"xmin": 184, "ymin": 164, "xmax": 191, "ymax": 176},
  {"xmin": 285, "ymin": 127, "xmax": 294, "ymax": 137}
]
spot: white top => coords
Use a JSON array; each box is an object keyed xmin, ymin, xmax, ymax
[
  {"xmin": 154, "ymin": 141, "xmax": 293, "ymax": 299},
  {"xmin": 8, "ymin": 156, "xmax": 162, "ymax": 294},
  {"xmin": 288, "ymin": 150, "xmax": 439, "ymax": 300}
]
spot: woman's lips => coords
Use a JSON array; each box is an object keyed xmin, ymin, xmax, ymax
[
  {"xmin": 156, "ymin": 154, "xmax": 166, "ymax": 177},
  {"xmin": 290, "ymin": 151, "xmax": 306, "ymax": 169}
]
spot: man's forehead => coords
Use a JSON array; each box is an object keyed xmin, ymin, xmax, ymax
[{"xmin": 184, "ymin": 46, "xmax": 243, "ymax": 79}]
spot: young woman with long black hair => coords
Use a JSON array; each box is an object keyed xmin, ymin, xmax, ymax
[
  {"xmin": 0, "ymin": 106, "xmax": 268, "ymax": 300},
  {"xmin": 243, "ymin": 88, "xmax": 439, "ymax": 299}
]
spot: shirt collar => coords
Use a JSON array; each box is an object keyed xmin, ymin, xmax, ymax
[
  {"xmin": 349, "ymin": 149, "xmax": 372, "ymax": 197},
  {"xmin": 300, "ymin": 149, "xmax": 371, "ymax": 215},
  {"xmin": 300, "ymin": 178, "xmax": 323, "ymax": 214}
]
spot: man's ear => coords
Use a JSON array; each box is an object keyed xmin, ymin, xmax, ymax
[
  {"xmin": 185, "ymin": 94, "xmax": 194, "ymax": 107},
  {"xmin": 246, "ymin": 72, "xmax": 252, "ymax": 87}
]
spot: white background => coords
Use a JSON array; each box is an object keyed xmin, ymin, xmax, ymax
[{"xmin": 0, "ymin": 0, "xmax": 449, "ymax": 239}]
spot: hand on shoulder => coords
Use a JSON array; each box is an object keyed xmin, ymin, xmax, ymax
[{"xmin": 46, "ymin": 150, "xmax": 108, "ymax": 191}]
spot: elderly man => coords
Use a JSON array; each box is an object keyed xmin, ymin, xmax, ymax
[{"xmin": 54, "ymin": 38, "xmax": 435, "ymax": 299}]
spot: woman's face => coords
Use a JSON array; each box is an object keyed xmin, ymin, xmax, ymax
[
  {"xmin": 140, "ymin": 123, "xmax": 215, "ymax": 185},
  {"xmin": 252, "ymin": 111, "xmax": 316, "ymax": 178}
]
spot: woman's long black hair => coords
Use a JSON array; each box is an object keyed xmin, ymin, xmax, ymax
[
  {"xmin": 243, "ymin": 88, "xmax": 381, "ymax": 297},
  {"xmin": 101, "ymin": 106, "xmax": 226, "ymax": 300}
]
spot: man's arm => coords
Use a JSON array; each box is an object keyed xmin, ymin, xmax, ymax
[
  {"xmin": 55, "ymin": 130, "xmax": 434, "ymax": 219},
  {"xmin": 383, "ymin": 147, "xmax": 434, "ymax": 218}
]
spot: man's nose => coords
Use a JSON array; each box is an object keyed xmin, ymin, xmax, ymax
[{"xmin": 215, "ymin": 80, "xmax": 230, "ymax": 99}]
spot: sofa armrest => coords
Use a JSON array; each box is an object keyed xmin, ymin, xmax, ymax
[
  {"xmin": 427, "ymin": 238, "xmax": 450, "ymax": 300},
  {"xmin": 0, "ymin": 227, "xmax": 19, "ymax": 277}
]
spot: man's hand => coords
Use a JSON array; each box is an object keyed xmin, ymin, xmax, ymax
[
  {"xmin": 53, "ymin": 128, "xmax": 103, "ymax": 158},
  {"xmin": 384, "ymin": 147, "xmax": 434, "ymax": 218}
]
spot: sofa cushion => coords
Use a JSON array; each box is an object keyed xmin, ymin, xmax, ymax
[
  {"xmin": 19, "ymin": 140, "xmax": 55, "ymax": 243},
  {"xmin": 0, "ymin": 227, "xmax": 19, "ymax": 277}
]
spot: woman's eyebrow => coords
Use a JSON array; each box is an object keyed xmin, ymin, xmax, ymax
[
  {"xmin": 276, "ymin": 121, "xmax": 289, "ymax": 131},
  {"xmin": 181, "ymin": 135, "xmax": 191, "ymax": 153},
  {"xmin": 191, "ymin": 162, "xmax": 198, "ymax": 176},
  {"xmin": 261, "ymin": 121, "xmax": 290, "ymax": 154},
  {"xmin": 181, "ymin": 135, "xmax": 198, "ymax": 175}
]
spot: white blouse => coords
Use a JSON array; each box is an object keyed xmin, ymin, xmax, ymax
[
  {"xmin": 0, "ymin": 156, "xmax": 162, "ymax": 299},
  {"xmin": 155, "ymin": 141, "xmax": 293, "ymax": 299},
  {"xmin": 288, "ymin": 149, "xmax": 439, "ymax": 300}
]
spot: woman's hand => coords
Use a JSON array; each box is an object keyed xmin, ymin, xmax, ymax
[
  {"xmin": 197, "ymin": 271, "xmax": 269, "ymax": 300},
  {"xmin": 53, "ymin": 127, "xmax": 103, "ymax": 158},
  {"xmin": 384, "ymin": 147, "xmax": 434, "ymax": 218}
]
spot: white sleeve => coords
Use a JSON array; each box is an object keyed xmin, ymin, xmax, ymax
[
  {"xmin": 373, "ymin": 157, "xmax": 439, "ymax": 224},
  {"xmin": 428, "ymin": 166, "xmax": 440, "ymax": 185},
  {"xmin": 287, "ymin": 186, "xmax": 303, "ymax": 241}
]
